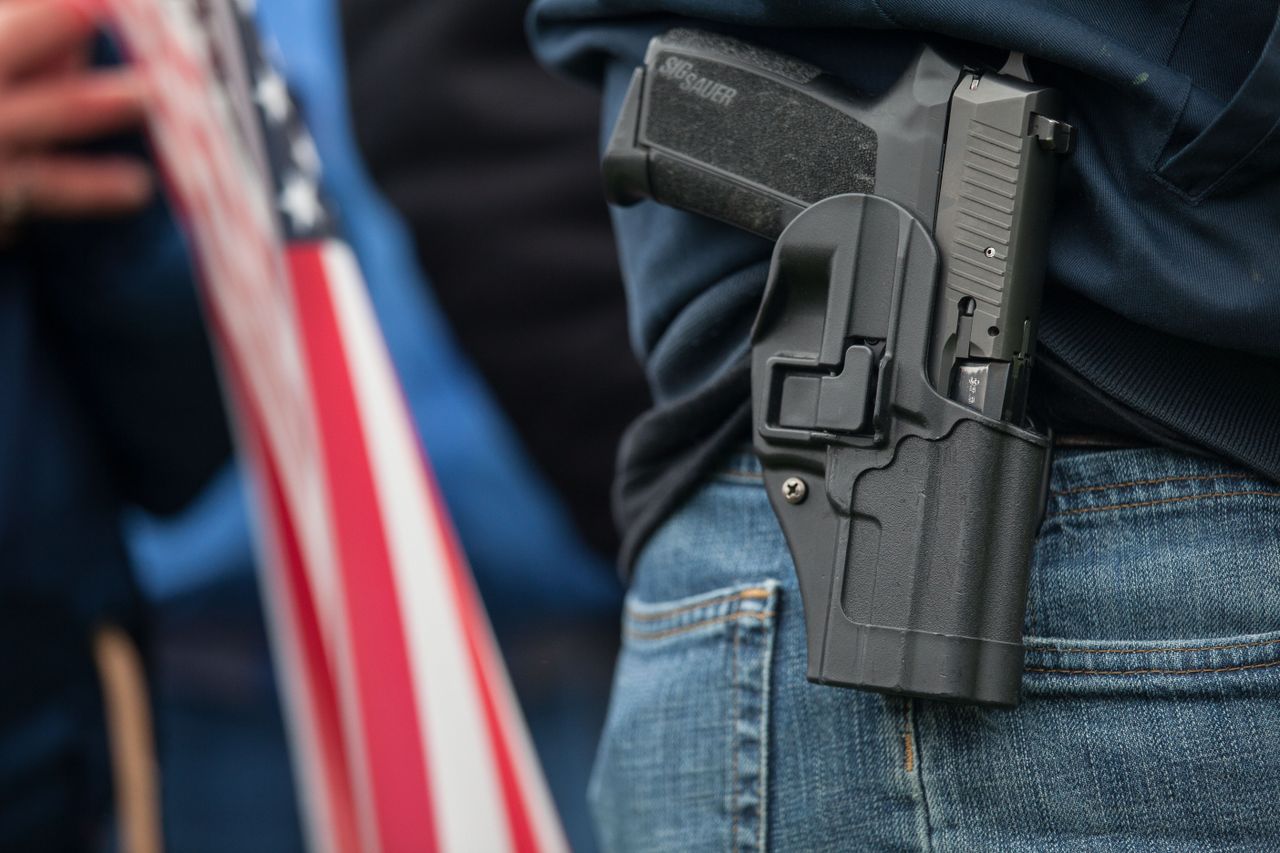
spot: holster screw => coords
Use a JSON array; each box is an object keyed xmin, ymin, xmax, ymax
[{"xmin": 782, "ymin": 477, "xmax": 808, "ymax": 504}]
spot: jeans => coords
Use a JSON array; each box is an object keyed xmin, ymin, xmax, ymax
[{"xmin": 590, "ymin": 445, "xmax": 1280, "ymax": 852}]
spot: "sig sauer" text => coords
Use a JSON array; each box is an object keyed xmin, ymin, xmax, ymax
[{"xmin": 657, "ymin": 57, "xmax": 738, "ymax": 106}]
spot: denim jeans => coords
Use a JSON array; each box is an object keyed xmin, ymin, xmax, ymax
[{"xmin": 590, "ymin": 445, "xmax": 1280, "ymax": 851}]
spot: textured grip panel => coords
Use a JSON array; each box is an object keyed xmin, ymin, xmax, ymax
[
  {"xmin": 649, "ymin": 154, "xmax": 802, "ymax": 239},
  {"xmin": 640, "ymin": 50, "xmax": 877, "ymax": 208}
]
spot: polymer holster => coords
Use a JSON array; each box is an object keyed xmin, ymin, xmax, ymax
[{"xmin": 605, "ymin": 29, "xmax": 1073, "ymax": 706}]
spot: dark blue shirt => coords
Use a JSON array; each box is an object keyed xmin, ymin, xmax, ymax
[
  {"xmin": 0, "ymin": 168, "xmax": 228, "ymax": 847},
  {"xmin": 530, "ymin": 0, "xmax": 1280, "ymax": 568}
]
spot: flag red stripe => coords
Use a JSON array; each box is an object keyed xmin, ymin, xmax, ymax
[{"xmin": 288, "ymin": 244, "xmax": 438, "ymax": 852}]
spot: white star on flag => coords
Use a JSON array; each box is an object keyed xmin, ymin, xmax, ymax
[
  {"xmin": 290, "ymin": 130, "xmax": 322, "ymax": 178},
  {"xmin": 279, "ymin": 171, "xmax": 322, "ymax": 231},
  {"xmin": 254, "ymin": 64, "xmax": 290, "ymax": 124}
]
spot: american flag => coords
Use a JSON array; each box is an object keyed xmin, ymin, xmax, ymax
[{"xmin": 69, "ymin": 0, "xmax": 569, "ymax": 850}]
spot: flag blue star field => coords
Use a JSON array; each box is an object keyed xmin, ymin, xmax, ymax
[{"xmin": 76, "ymin": 0, "xmax": 568, "ymax": 849}]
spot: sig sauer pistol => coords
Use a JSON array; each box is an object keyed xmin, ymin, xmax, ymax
[{"xmin": 604, "ymin": 29, "xmax": 1074, "ymax": 706}]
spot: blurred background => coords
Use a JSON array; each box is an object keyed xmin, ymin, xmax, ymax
[{"xmin": 118, "ymin": 0, "xmax": 646, "ymax": 850}]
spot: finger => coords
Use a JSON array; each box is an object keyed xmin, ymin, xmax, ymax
[
  {"xmin": 21, "ymin": 32, "xmax": 92, "ymax": 82},
  {"xmin": 2, "ymin": 154, "xmax": 154, "ymax": 217},
  {"xmin": 0, "ymin": 0, "xmax": 97, "ymax": 82},
  {"xmin": 0, "ymin": 70, "xmax": 146, "ymax": 150}
]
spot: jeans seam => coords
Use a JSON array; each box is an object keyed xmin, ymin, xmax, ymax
[
  {"xmin": 905, "ymin": 700, "xmax": 936, "ymax": 853},
  {"xmin": 901, "ymin": 701, "xmax": 915, "ymax": 773},
  {"xmin": 757, "ymin": 609, "xmax": 774, "ymax": 853},
  {"xmin": 731, "ymin": 620, "xmax": 741, "ymax": 853},
  {"xmin": 1030, "ymin": 636, "xmax": 1280, "ymax": 656},
  {"xmin": 1026, "ymin": 557, "xmax": 1042, "ymax": 638},
  {"xmin": 866, "ymin": 0, "xmax": 903, "ymax": 26},
  {"xmin": 1026, "ymin": 658, "xmax": 1280, "ymax": 676},
  {"xmin": 1051, "ymin": 472, "xmax": 1252, "ymax": 496},
  {"xmin": 1047, "ymin": 489, "xmax": 1280, "ymax": 519}
]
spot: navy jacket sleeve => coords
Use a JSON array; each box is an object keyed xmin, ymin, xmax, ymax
[{"xmin": 25, "ymin": 159, "xmax": 231, "ymax": 516}]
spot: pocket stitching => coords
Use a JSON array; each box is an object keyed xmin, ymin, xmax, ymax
[
  {"xmin": 625, "ymin": 609, "xmax": 775, "ymax": 641},
  {"xmin": 593, "ymin": 583, "xmax": 778, "ymax": 848},
  {"xmin": 627, "ymin": 587, "xmax": 772, "ymax": 623},
  {"xmin": 1184, "ymin": 115, "xmax": 1280, "ymax": 200}
]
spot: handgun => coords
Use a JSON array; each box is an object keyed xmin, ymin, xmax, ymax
[{"xmin": 604, "ymin": 29, "xmax": 1073, "ymax": 706}]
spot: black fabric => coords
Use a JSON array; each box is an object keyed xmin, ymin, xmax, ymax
[
  {"xmin": 340, "ymin": 0, "xmax": 649, "ymax": 557},
  {"xmin": 614, "ymin": 273, "xmax": 1280, "ymax": 579},
  {"xmin": 1031, "ymin": 355, "xmax": 1207, "ymax": 459},
  {"xmin": 611, "ymin": 308, "xmax": 1280, "ymax": 577},
  {"xmin": 1037, "ymin": 288, "xmax": 1280, "ymax": 481},
  {"xmin": 614, "ymin": 358, "xmax": 751, "ymax": 570}
]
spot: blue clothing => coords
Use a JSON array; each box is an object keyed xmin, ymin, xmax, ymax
[
  {"xmin": 531, "ymin": 1, "xmax": 1280, "ymax": 361},
  {"xmin": 0, "ymin": 165, "xmax": 228, "ymax": 846},
  {"xmin": 593, "ymin": 446, "xmax": 1280, "ymax": 851},
  {"xmin": 529, "ymin": 2, "xmax": 1280, "ymax": 568},
  {"xmin": 2, "ymin": 186, "xmax": 227, "ymax": 613}
]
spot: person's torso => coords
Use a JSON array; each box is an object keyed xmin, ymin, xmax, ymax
[{"xmin": 529, "ymin": 0, "xmax": 1280, "ymax": 568}]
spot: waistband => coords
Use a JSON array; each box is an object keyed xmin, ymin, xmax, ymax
[{"xmin": 715, "ymin": 440, "xmax": 1280, "ymax": 518}]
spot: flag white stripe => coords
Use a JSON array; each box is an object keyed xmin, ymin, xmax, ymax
[{"xmin": 322, "ymin": 242, "xmax": 514, "ymax": 853}]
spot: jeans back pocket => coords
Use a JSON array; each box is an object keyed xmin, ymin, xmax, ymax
[{"xmin": 590, "ymin": 581, "xmax": 780, "ymax": 853}]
